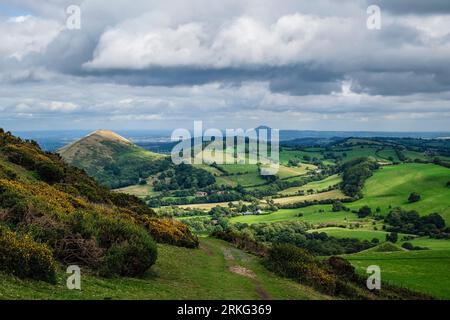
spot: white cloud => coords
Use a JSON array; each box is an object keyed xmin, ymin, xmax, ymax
[
  {"xmin": 108, "ymin": 114, "xmax": 162, "ymax": 121},
  {"xmin": 46, "ymin": 101, "xmax": 79, "ymax": 111},
  {"xmin": 13, "ymin": 100, "xmax": 79, "ymax": 113},
  {"xmin": 2, "ymin": 77, "xmax": 450, "ymax": 130},
  {"xmin": 0, "ymin": 15, "xmax": 63, "ymax": 60},
  {"xmin": 84, "ymin": 13, "xmax": 353, "ymax": 69}
]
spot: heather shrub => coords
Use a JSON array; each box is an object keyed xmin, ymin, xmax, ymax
[{"xmin": 0, "ymin": 226, "xmax": 57, "ymax": 283}]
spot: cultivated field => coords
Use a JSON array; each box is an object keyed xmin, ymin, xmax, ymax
[
  {"xmin": 279, "ymin": 174, "xmax": 342, "ymax": 196},
  {"xmin": 272, "ymin": 189, "xmax": 347, "ymax": 205}
]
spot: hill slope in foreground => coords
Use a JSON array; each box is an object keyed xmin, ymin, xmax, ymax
[
  {"xmin": 0, "ymin": 129, "xmax": 328, "ymax": 300},
  {"xmin": 58, "ymin": 130, "xmax": 163, "ymax": 188},
  {"xmin": 0, "ymin": 238, "xmax": 327, "ymax": 300}
]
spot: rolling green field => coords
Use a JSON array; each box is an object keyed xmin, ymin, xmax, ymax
[
  {"xmin": 347, "ymin": 163, "xmax": 450, "ymax": 223},
  {"xmin": 402, "ymin": 150, "xmax": 429, "ymax": 161},
  {"xmin": 214, "ymin": 163, "xmax": 316, "ymax": 186},
  {"xmin": 376, "ymin": 148, "xmax": 400, "ymax": 162},
  {"xmin": 217, "ymin": 163, "xmax": 259, "ymax": 174},
  {"xmin": 279, "ymin": 174, "xmax": 342, "ymax": 196},
  {"xmin": 343, "ymin": 248, "xmax": 450, "ymax": 299},
  {"xmin": 222, "ymin": 172, "xmax": 267, "ymax": 187},
  {"xmin": 231, "ymin": 205, "xmax": 359, "ymax": 225},
  {"xmin": 272, "ymin": 189, "xmax": 347, "ymax": 205},
  {"xmin": 232, "ymin": 163, "xmax": 450, "ymax": 230},
  {"xmin": 180, "ymin": 201, "xmax": 250, "ymax": 210},
  {"xmin": 229, "ymin": 161, "xmax": 450, "ymax": 300},
  {"xmin": 115, "ymin": 178, "xmax": 159, "ymax": 198},
  {"xmin": 276, "ymin": 164, "xmax": 317, "ymax": 179},
  {"xmin": 332, "ymin": 146, "xmax": 385, "ymax": 161},
  {"xmin": 0, "ymin": 238, "xmax": 327, "ymax": 300},
  {"xmin": 406, "ymin": 237, "xmax": 450, "ymax": 250},
  {"xmin": 279, "ymin": 149, "xmax": 324, "ymax": 165},
  {"xmin": 310, "ymin": 227, "xmax": 395, "ymax": 242}
]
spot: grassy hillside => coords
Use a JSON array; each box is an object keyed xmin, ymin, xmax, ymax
[
  {"xmin": 0, "ymin": 238, "xmax": 327, "ymax": 300},
  {"xmin": 0, "ymin": 129, "xmax": 198, "ymax": 286},
  {"xmin": 58, "ymin": 130, "xmax": 164, "ymax": 189},
  {"xmin": 231, "ymin": 163, "xmax": 450, "ymax": 227},
  {"xmin": 279, "ymin": 174, "xmax": 342, "ymax": 196},
  {"xmin": 115, "ymin": 181, "xmax": 159, "ymax": 199},
  {"xmin": 273, "ymin": 190, "xmax": 347, "ymax": 205},
  {"xmin": 231, "ymin": 205, "xmax": 358, "ymax": 224},
  {"xmin": 227, "ymin": 161, "xmax": 450, "ymax": 299},
  {"xmin": 348, "ymin": 163, "xmax": 450, "ymax": 223},
  {"xmin": 0, "ymin": 129, "xmax": 335, "ymax": 300},
  {"xmin": 343, "ymin": 248, "xmax": 450, "ymax": 299},
  {"xmin": 310, "ymin": 227, "xmax": 395, "ymax": 242}
]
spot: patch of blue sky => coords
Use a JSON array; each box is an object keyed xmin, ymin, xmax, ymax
[{"xmin": 0, "ymin": 3, "xmax": 33, "ymax": 17}]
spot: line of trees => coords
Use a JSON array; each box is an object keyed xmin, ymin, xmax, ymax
[
  {"xmin": 340, "ymin": 157, "xmax": 379, "ymax": 198},
  {"xmin": 385, "ymin": 208, "xmax": 449, "ymax": 238}
]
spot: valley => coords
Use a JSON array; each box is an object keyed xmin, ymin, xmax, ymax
[
  {"xmin": 4, "ymin": 0, "xmax": 450, "ymax": 306},
  {"xmin": 148, "ymin": 136, "xmax": 450, "ymax": 298},
  {"xmin": 1, "ymin": 129, "xmax": 450, "ymax": 300}
]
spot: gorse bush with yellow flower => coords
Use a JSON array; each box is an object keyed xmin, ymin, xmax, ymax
[
  {"xmin": 143, "ymin": 217, "xmax": 199, "ymax": 248},
  {"xmin": 0, "ymin": 129, "xmax": 198, "ymax": 282},
  {"xmin": 0, "ymin": 225, "xmax": 57, "ymax": 283}
]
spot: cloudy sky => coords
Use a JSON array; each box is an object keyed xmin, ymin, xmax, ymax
[{"xmin": 0, "ymin": 0, "xmax": 450, "ymax": 132}]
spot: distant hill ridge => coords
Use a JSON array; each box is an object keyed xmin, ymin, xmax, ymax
[
  {"xmin": 84, "ymin": 129, "xmax": 133, "ymax": 144},
  {"xmin": 58, "ymin": 129, "xmax": 134, "ymax": 162},
  {"xmin": 58, "ymin": 129, "xmax": 164, "ymax": 188}
]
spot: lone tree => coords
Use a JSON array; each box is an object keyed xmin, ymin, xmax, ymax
[
  {"xmin": 386, "ymin": 232, "xmax": 398, "ymax": 243},
  {"xmin": 408, "ymin": 192, "xmax": 421, "ymax": 203},
  {"xmin": 332, "ymin": 201, "xmax": 345, "ymax": 212},
  {"xmin": 447, "ymin": 181, "xmax": 450, "ymax": 187},
  {"xmin": 357, "ymin": 205, "xmax": 372, "ymax": 218},
  {"xmin": 402, "ymin": 242, "xmax": 414, "ymax": 250}
]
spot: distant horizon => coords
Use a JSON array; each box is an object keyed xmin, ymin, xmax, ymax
[{"xmin": 8, "ymin": 128, "xmax": 450, "ymax": 134}]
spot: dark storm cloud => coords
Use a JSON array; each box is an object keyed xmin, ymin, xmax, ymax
[
  {"xmin": 76, "ymin": 65, "xmax": 343, "ymax": 96},
  {"xmin": 350, "ymin": 71, "xmax": 450, "ymax": 96},
  {"xmin": 371, "ymin": 0, "xmax": 450, "ymax": 15},
  {"xmin": 5, "ymin": 0, "xmax": 450, "ymax": 97}
]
